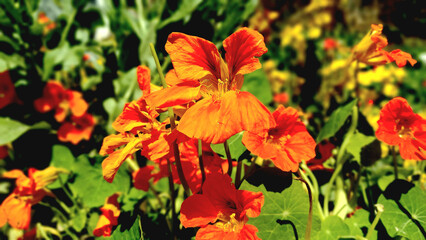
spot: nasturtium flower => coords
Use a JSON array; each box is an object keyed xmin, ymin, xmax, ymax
[
  {"xmin": 307, "ymin": 141, "xmax": 335, "ymax": 172},
  {"xmin": 0, "ymin": 71, "xmax": 17, "ymax": 109},
  {"xmin": 100, "ymin": 66, "xmax": 173, "ymax": 183},
  {"xmin": 0, "ymin": 167, "xmax": 68, "ymax": 229},
  {"xmin": 146, "ymin": 27, "xmax": 275, "ymax": 144},
  {"xmin": 93, "ymin": 193, "xmax": 121, "ymax": 237},
  {"xmin": 351, "ymin": 24, "xmax": 417, "ymax": 67},
  {"xmin": 37, "ymin": 12, "xmax": 56, "ymax": 35},
  {"xmin": 242, "ymin": 105, "xmax": 316, "ymax": 172},
  {"xmin": 376, "ymin": 97, "xmax": 426, "ymax": 160},
  {"xmin": 34, "ymin": 81, "xmax": 88, "ymax": 122},
  {"xmin": 57, "ymin": 112, "xmax": 96, "ymax": 145},
  {"xmin": 180, "ymin": 173, "xmax": 264, "ymax": 239}
]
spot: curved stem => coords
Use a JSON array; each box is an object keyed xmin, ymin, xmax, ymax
[
  {"xmin": 198, "ymin": 139, "xmax": 206, "ymax": 186},
  {"xmin": 323, "ymin": 105, "xmax": 358, "ymax": 216},
  {"xmin": 391, "ymin": 146, "xmax": 398, "ymax": 180},
  {"xmin": 300, "ymin": 162, "xmax": 324, "ymax": 221},
  {"xmin": 297, "ymin": 170, "xmax": 313, "ymax": 240},
  {"xmin": 366, "ymin": 204, "xmax": 384, "ymax": 240},
  {"xmin": 150, "ymin": 43, "xmax": 191, "ymax": 197}
]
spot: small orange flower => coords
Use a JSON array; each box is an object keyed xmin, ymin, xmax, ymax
[
  {"xmin": 0, "ymin": 71, "xmax": 17, "ymax": 109},
  {"xmin": 351, "ymin": 24, "xmax": 417, "ymax": 67},
  {"xmin": 146, "ymin": 28, "xmax": 276, "ymax": 144},
  {"xmin": 307, "ymin": 141, "xmax": 335, "ymax": 172},
  {"xmin": 376, "ymin": 97, "xmax": 426, "ymax": 160},
  {"xmin": 34, "ymin": 81, "xmax": 88, "ymax": 122},
  {"xmin": 37, "ymin": 12, "xmax": 56, "ymax": 35},
  {"xmin": 180, "ymin": 173, "xmax": 264, "ymax": 239},
  {"xmin": 93, "ymin": 193, "xmax": 121, "ymax": 237},
  {"xmin": 242, "ymin": 105, "xmax": 316, "ymax": 172},
  {"xmin": 57, "ymin": 113, "xmax": 96, "ymax": 145},
  {"xmin": 323, "ymin": 38, "xmax": 338, "ymax": 51},
  {"xmin": 0, "ymin": 167, "xmax": 67, "ymax": 229}
]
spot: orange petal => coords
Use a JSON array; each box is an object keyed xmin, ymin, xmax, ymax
[
  {"xmin": 100, "ymin": 133, "xmax": 132, "ymax": 156},
  {"xmin": 137, "ymin": 65, "xmax": 151, "ymax": 96},
  {"xmin": 2, "ymin": 169, "xmax": 26, "ymax": 179},
  {"xmin": 2, "ymin": 194, "xmax": 32, "ymax": 229},
  {"xmin": 112, "ymin": 99, "xmax": 159, "ymax": 133},
  {"xmin": 237, "ymin": 190, "xmax": 264, "ymax": 218},
  {"xmin": 180, "ymin": 194, "xmax": 218, "ymax": 228},
  {"xmin": 223, "ymin": 28, "xmax": 267, "ymax": 79},
  {"xmin": 178, "ymin": 91, "xmax": 275, "ymax": 144},
  {"xmin": 166, "ymin": 32, "xmax": 222, "ymax": 82},
  {"xmin": 93, "ymin": 215, "xmax": 114, "ymax": 237},
  {"xmin": 388, "ymin": 49, "xmax": 417, "ymax": 67},
  {"xmin": 132, "ymin": 166, "xmax": 154, "ymax": 191},
  {"xmin": 68, "ymin": 91, "xmax": 88, "ymax": 117},
  {"xmin": 145, "ymin": 81, "xmax": 201, "ymax": 108},
  {"xmin": 102, "ymin": 138, "xmax": 141, "ymax": 183}
]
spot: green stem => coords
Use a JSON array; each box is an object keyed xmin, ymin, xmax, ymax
[
  {"xmin": 323, "ymin": 105, "xmax": 358, "ymax": 216},
  {"xmin": 126, "ymin": 158, "xmax": 140, "ymax": 172},
  {"xmin": 224, "ymin": 140, "xmax": 233, "ymax": 176},
  {"xmin": 58, "ymin": 175, "xmax": 78, "ymax": 209},
  {"xmin": 366, "ymin": 204, "xmax": 384, "ymax": 240},
  {"xmin": 300, "ymin": 162, "xmax": 325, "ymax": 220},
  {"xmin": 150, "ymin": 43, "xmax": 191, "ymax": 198},
  {"xmin": 59, "ymin": 9, "xmax": 77, "ymax": 47},
  {"xmin": 297, "ymin": 169, "xmax": 313, "ymax": 240}
]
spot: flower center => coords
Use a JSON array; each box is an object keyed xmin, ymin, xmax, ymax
[
  {"xmin": 215, "ymin": 213, "xmax": 244, "ymax": 233},
  {"xmin": 395, "ymin": 119, "xmax": 413, "ymax": 139}
]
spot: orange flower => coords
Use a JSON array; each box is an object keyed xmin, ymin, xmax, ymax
[
  {"xmin": 376, "ymin": 97, "xmax": 426, "ymax": 160},
  {"xmin": 34, "ymin": 81, "xmax": 88, "ymax": 122},
  {"xmin": 0, "ymin": 71, "xmax": 17, "ymax": 109},
  {"xmin": 242, "ymin": 105, "xmax": 316, "ymax": 172},
  {"xmin": 100, "ymin": 67, "xmax": 175, "ymax": 183},
  {"xmin": 180, "ymin": 173, "xmax": 263, "ymax": 239},
  {"xmin": 132, "ymin": 166, "xmax": 155, "ymax": 191},
  {"xmin": 323, "ymin": 38, "xmax": 338, "ymax": 51},
  {"xmin": 351, "ymin": 24, "xmax": 417, "ymax": 67},
  {"xmin": 57, "ymin": 112, "xmax": 96, "ymax": 145},
  {"xmin": 93, "ymin": 193, "xmax": 121, "ymax": 237},
  {"xmin": 0, "ymin": 167, "xmax": 67, "ymax": 229},
  {"xmin": 37, "ymin": 12, "xmax": 56, "ymax": 35},
  {"xmin": 146, "ymin": 28, "xmax": 275, "ymax": 144}
]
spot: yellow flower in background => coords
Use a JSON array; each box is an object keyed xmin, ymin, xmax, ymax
[{"xmin": 382, "ymin": 82, "xmax": 398, "ymax": 97}]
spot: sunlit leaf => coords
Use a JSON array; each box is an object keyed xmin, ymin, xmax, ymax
[
  {"xmin": 316, "ymin": 99, "xmax": 357, "ymax": 142},
  {"xmin": 211, "ymin": 131, "xmax": 246, "ymax": 159},
  {"xmin": 0, "ymin": 117, "xmax": 30, "ymax": 145},
  {"xmin": 239, "ymin": 180, "xmax": 321, "ymax": 240}
]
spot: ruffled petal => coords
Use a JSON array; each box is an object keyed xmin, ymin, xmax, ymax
[
  {"xmin": 388, "ymin": 49, "xmax": 417, "ymax": 67},
  {"xmin": 2, "ymin": 194, "xmax": 32, "ymax": 229},
  {"xmin": 102, "ymin": 139, "xmax": 141, "ymax": 183},
  {"xmin": 112, "ymin": 99, "xmax": 159, "ymax": 133},
  {"xmin": 236, "ymin": 190, "xmax": 264, "ymax": 219},
  {"xmin": 166, "ymin": 32, "xmax": 222, "ymax": 82},
  {"xmin": 132, "ymin": 166, "xmax": 155, "ymax": 191},
  {"xmin": 180, "ymin": 194, "xmax": 219, "ymax": 228},
  {"xmin": 145, "ymin": 81, "xmax": 201, "ymax": 108},
  {"xmin": 178, "ymin": 91, "xmax": 275, "ymax": 144},
  {"xmin": 137, "ymin": 65, "xmax": 151, "ymax": 96},
  {"xmin": 223, "ymin": 28, "xmax": 267, "ymax": 80}
]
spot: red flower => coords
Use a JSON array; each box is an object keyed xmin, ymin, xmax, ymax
[
  {"xmin": 93, "ymin": 193, "xmax": 121, "ymax": 237},
  {"xmin": 132, "ymin": 166, "xmax": 155, "ymax": 191},
  {"xmin": 307, "ymin": 141, "xmax": 335, "ymax": 172},
  {"xmin": 376, "ymin": 97, "xmax": 426, "ymax": 160},
  {"xmin": 242, "ymin": 105, "xmax": 316, "ymax": 172},
  {"xmin": 323, "ymin": 38, "xmax": 338, "ymax": 51},
  {"xmin": 0, "ymin": 145, "xmax": 8, "ymax": 159},
  {"xmin": 57, "ymin": 112, "xmax": 96, "ymax": 145},
  {"xmin": 34, "ymin": 81, "xmax": 88, "ymax": 122},
  {"xmin": 180, "ymin": 173, "xmax": 263, "ymax": 239},
  {"xmin": 0, "ymin": 167, "xmax": 67, "ymax": 229},
  {"xmin": 0, "ymin": 71, "xmax": 17, "ymax": 109},
  {"xmin": 146, "ymin": 28, "xmax": 275, "ymax": 144}
]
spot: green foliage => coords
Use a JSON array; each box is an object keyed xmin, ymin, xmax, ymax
[
  {"xmin": 316, "ymin": 99, "xmax": 357, "ymax": 142},
  {"xmin": 109, "ymin": 214, "xmax": 141, "ymax": 239},
  {"xmin": 0, "ymin": 117, "xmax": 30, "ymax": 145},
  {"xmin": 241, "ymin": 69, "xmax": 273, "ymax": 105},
  {"xmin": 69, "ymin": 155, "xmax": 131, "ymax": 208},
  {"xmin": 346, "ymin": 132, "xmax": 376, "ymax": 163},
  {"xmin": 211, "ymin": 132, "xmax": 247, "ymax": 159},
  {"xmin": 240, "ymin": 180, "xmax": 321, "ymax": 240},
  {"xmin": 379, "ymin": 182, "xmax": 426, "ymax": 239},
  {"xmin": 314, "ymin": 216, "xmax": 351, "ymax": 240}
]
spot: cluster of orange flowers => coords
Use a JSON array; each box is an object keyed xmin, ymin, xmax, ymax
[{"xmin": 34, "ymin": 81, "xmax": 96, "ymax": 144}]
